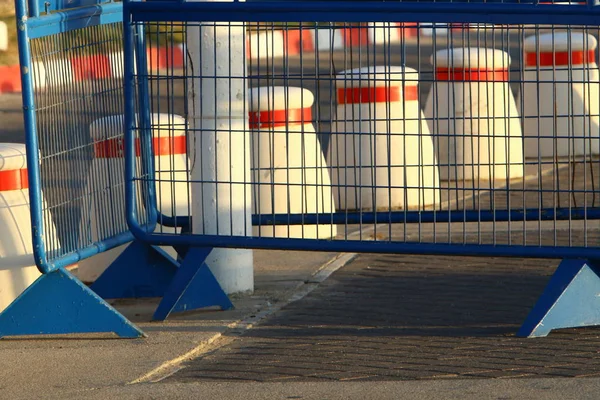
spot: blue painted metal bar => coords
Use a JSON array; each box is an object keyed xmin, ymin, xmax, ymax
[
  {"xmin": 27, "ymin": 0, "xmax": 40, "ymax": 17},
  {"xmin": 125, "ymin": 5, "xmax": 145, "ymax": 237},
  {"xmin": 126, "ymin": 1, "xmax": 600, "ymax": 25},
  {"xmin": 136, "ymin": 23, "xmax": 160, "ymax": 230},
  {"xmin": 160, "ymin": 207, "xmax": 600, "ymax": 229},
  {"xmin": 127, "ymin": 222, "xmax": 600, "ymax": 260},
  {"xmin": 26, "ymin": 3, "xmax": 123, "ymax": 39},
  {"xmin": 50, "ymin": 231, "xmax": 135, "ymax": 270},
  {"xmin": 153, "ymin": 247, "xmax": 233, "ymax": 321},
  {"xmin": 16, "ymin": 0, "xmax": 51, "ymax": 275},
  {"xmin": 518, "ymin": 259, "xmax": 600, "ymax": 337},
  {"xmin": 0, "ymin": 268, "xmax": 144, "ymax": 338},
  {"xmin": 34, "ymin": 0, "xmax": 113, "ymax": 16}
]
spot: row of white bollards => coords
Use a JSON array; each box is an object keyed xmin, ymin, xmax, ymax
[{"xmin": 77, "ymin": 30, "xmax": 600, "ymax": 287}]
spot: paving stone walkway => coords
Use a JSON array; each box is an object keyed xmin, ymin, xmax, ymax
[{"xmin": 168, "ymin": 253, "xmax": 600, "ymax": 382}]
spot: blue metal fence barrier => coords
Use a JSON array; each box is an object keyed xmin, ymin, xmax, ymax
[
  {"xmin": 0, "ymin": 0, "xmax": 150, "ymax": 338},
  {"xmin": 122, "ymin": 0, "xmax": 600, "ymax": 336}
]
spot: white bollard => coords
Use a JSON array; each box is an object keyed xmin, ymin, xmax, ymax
[
  {"xmin": 249, "ymin": 86, "xmax": 337, "ymax": 239},
  {"xmin": 0, "ymin": 143, "xmax": 60, "ymax": 312},
  {"xmin": 522, "ymin": 32, "xmax": 600, "ymax": 159},
  {"xmin": 328, "ymin": 66, "xmax": 440, "ymax": 211},
  {"xmin": 77, "ymin": 113, "xmax": 187, "ymax": 283},
  {"xmin": 425, "ymin": 47, "xmax": 524, "ymax": 181},
  {"xmin": 188, "ymin": 6, "xmax": 253, "ymax": 294}
]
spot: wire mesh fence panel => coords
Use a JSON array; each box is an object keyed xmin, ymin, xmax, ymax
[
  {"xmin": 125, "ymin": 0, "xmax": 600, "ymax": 259},
  {"xmin": 18, "ymin": 0, "xmax": 130, "ymax": 271}
]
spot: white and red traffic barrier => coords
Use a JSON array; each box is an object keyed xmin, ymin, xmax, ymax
[
  {"xmin": 521, "ymin": 32, "xmax": 600, "ymax": 159},
  {"xmin": 425, "ymin": 47, "xmax": 524, "ymax": 181},
  {"xmin": 77, "ymin": 113, "xmax": 188, "ymax": 283},
  {"xmin": 249, "ymin": 86, "xmax": 337, "ymax": 239},
  {"xmin": 329, "ymin": 66, "xmax": 440, "ymax": 211},
  {"xmin": 0, "ymin": 143, "xmax": 60, "ymax": 312},
  {"xmin": 282, "ymin": 29, "xmax": 315, "ymax": 55}
]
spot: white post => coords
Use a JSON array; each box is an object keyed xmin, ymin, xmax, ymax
[{"xmin": 187, "ymin": 2, "xmax": 254, "ymax": 294}]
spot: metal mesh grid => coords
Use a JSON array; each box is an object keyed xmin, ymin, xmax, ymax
[
  {"xmin": 30, "ymin": 22, "xmax": 128, "ymax": 261},
  {"xmin": 128, "ymin": 17, "xmax": 600, "ymax": 256}
]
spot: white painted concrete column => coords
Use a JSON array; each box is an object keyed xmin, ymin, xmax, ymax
[{"xmin": 187, "ymin": 1, "xmax": 253, "ymax": 294}]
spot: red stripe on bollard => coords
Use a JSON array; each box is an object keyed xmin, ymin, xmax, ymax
[
  {"xmin": 146, "ymin": 47, "xmax": 184, "ymax": 70},
  {"xmin": 71, "ymin": 55, "xmax": 112, "ymax": 81},
  {"xmin": 94, "ymin": 135, "xmax": 187, "ymax": 158},
  {"xmin": 337, "ymin": 86, "xmax": 418, "ymax": 104},
  {"xmin": 525, "ymin": 50, "xmax": 596, "ymax": 66},
  {"xmin": 282, "ymin": 29, "xmax": 315, "ymax": 55},
  {"xmin": 0, "ymin": 65, "xmax": 21, "ymax": 93},
  {"xmin": 249, "ymin": 107, "xmax": 313, "ymax": 129},
  {"xmin": 341, "ymin": 26, "xmax": 369, "ymax": 47},
  {"xmin": 0, "ymin": 168, "xmax": 28, "ymax": 191},
  {"xmin": 436, "ymin": 68, "xmax": 509, "ymax": 81}
]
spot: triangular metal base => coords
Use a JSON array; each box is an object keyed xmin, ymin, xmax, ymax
[
  {"xmin": 153, "ymin": 247, "xmax": 233, "ymax": 321},
  {"xmin": 91, "ymin": 240, "xmax": 179, "ymax": 299},
  {"xmin": 0, "ymin": 268, "xmax": 144, "ymax": 338},
  {"xmin": 518, "ymin": 259, "xmax": 600, "ymax": 338}
]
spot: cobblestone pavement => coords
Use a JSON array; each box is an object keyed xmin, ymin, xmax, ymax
[{"xmin": 168, "ymin": 253, "xmax": 600, "ymax": 382}]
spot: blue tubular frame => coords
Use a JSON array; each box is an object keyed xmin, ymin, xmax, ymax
[
  {"xmin": 123, "ymin": 0, "xmax": 600, "ymax": 336},
  {"xmin": 18, "ymin": 0, "xmax": 133, "ymax": 274},
  {"xmin": 124, "ymin": 0, "xmax": 600, "ymax": 261},
  {"xmin": 15, "ymin": 0, "xmax": 49, "ymax": 273},
  {"xmin": 128, "ymin": 1, "xmax": 600, "ymax": 25}
]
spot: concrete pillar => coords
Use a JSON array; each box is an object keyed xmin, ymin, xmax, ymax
[{"xmin": 187, "ymin": 2, "xmax": 253, "ymax": 294}]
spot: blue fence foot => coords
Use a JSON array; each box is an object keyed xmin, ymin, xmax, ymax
[
  {"xmin": 0, "ymin": 268, "xmax": 144, "ymax": 338},
  {"xmin": 91, "ymin": 240, "xmax": 179, "ymax": 299},
  {"xmin": 518, "ymin": 259, "xmax": 600, "ymax": 338},
  {"xmin": 153, "ymin": 247, "xmax": 233, "ymax": 321}
]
